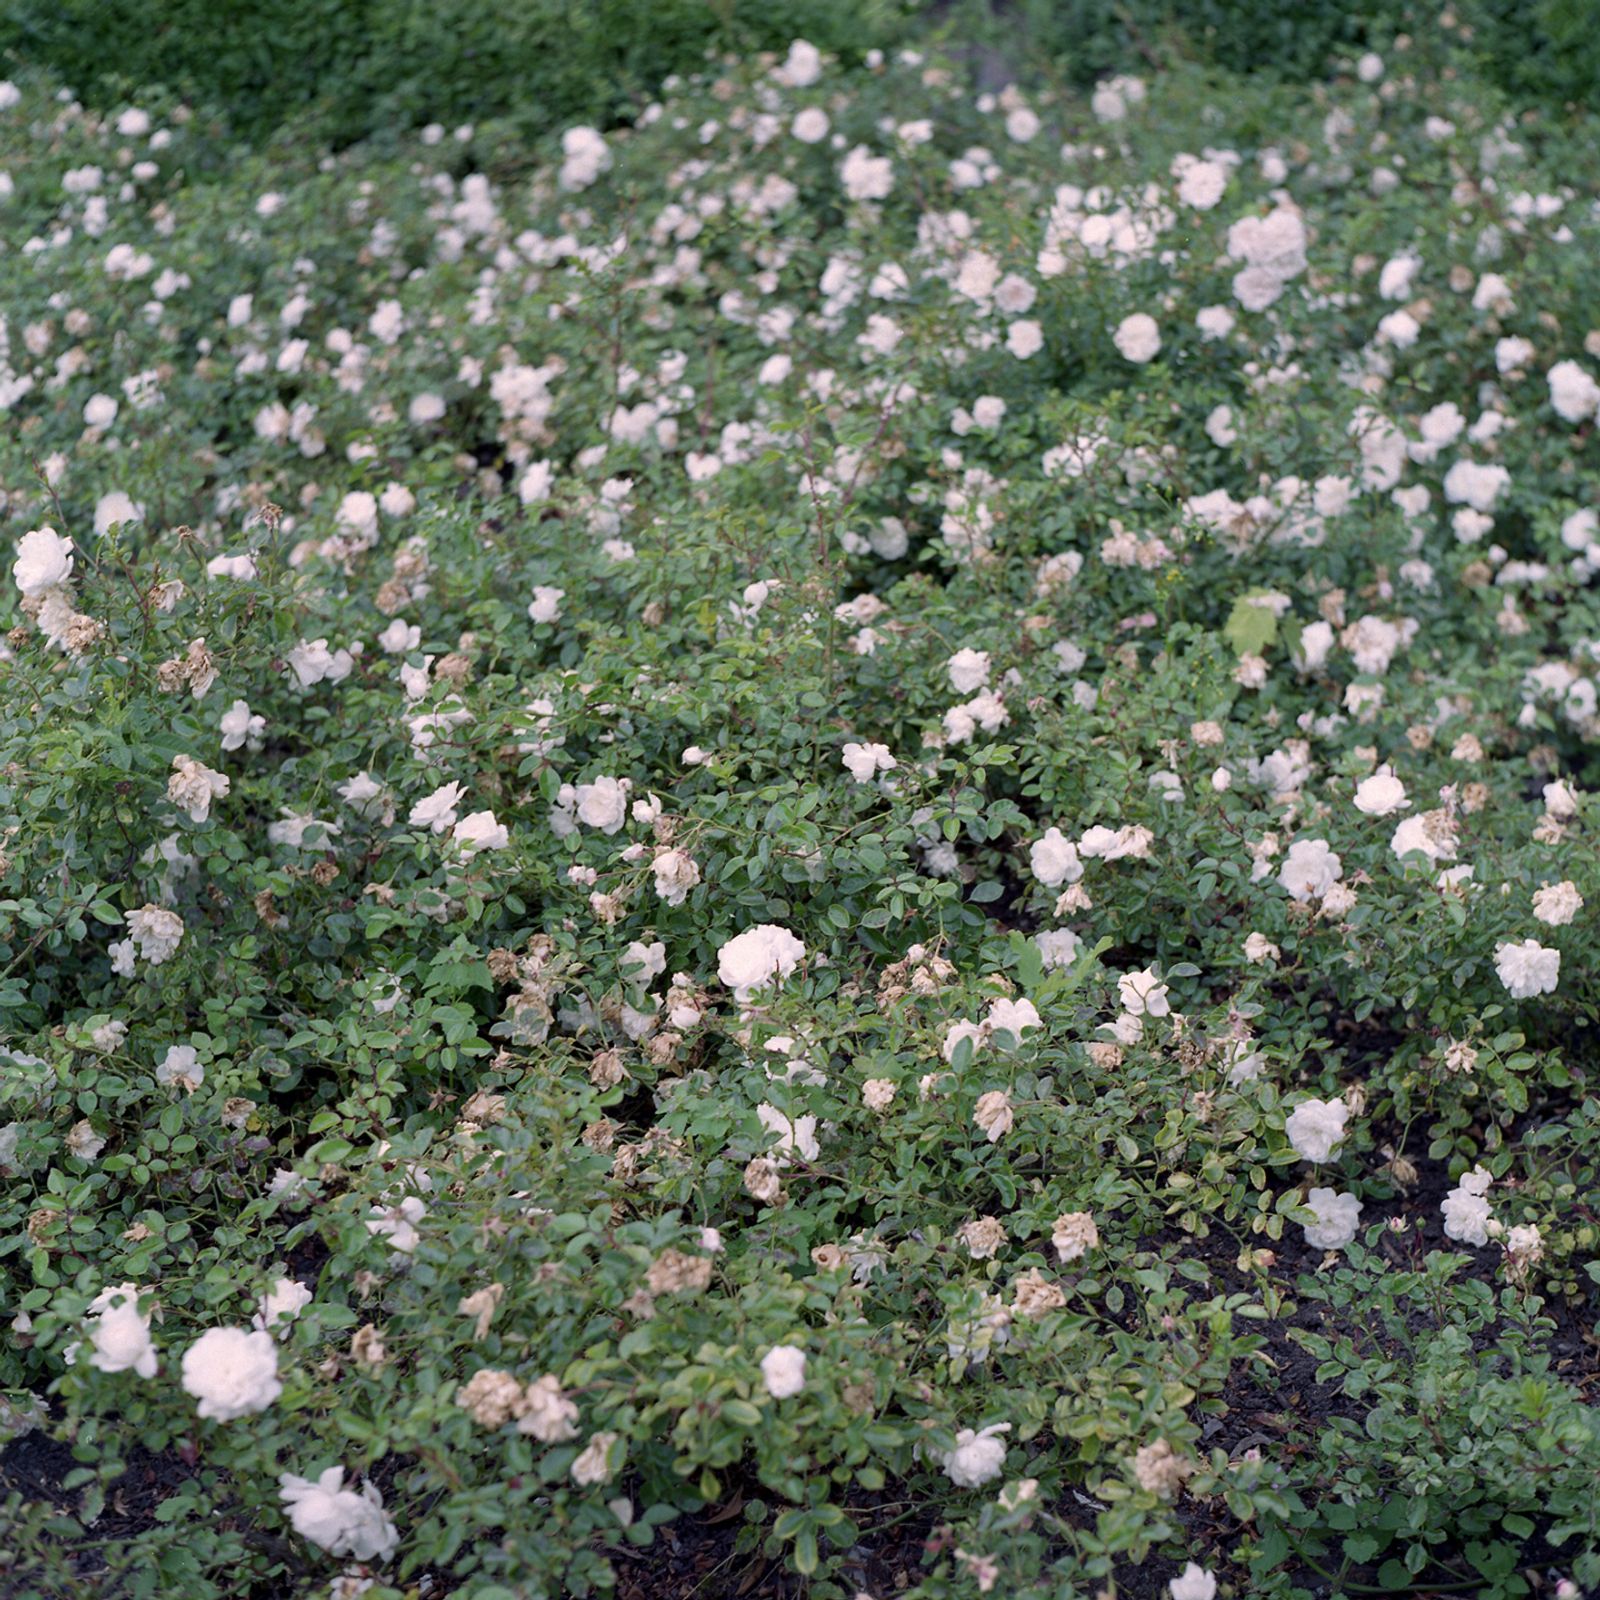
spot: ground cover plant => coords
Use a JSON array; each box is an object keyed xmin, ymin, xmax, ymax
[{"xmin": 0, "ymin": 18, "xmax": 1597, "ymax": 1600}]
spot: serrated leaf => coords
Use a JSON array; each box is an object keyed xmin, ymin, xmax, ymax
[{"xmin": 1224, "ymin": 595, "xmax": 1279, "ymax": 657}]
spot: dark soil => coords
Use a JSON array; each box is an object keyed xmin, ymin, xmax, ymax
[{"xmin": 6, "ymin": 1115, "xmax": 1593, "ymax": 1600}]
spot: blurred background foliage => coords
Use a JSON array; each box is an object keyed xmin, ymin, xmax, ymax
[{"xmin": 1, "ymin": 0, "xmax": 1596, "ymax": 149}]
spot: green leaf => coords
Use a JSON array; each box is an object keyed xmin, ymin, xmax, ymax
[
  {"xmin": 1010, "ymin": 931, "xmax": 1044, "ymax": 990},
  {"xmin": 1224, "ymin": 595, "xmax": 1279, "ymax": 657},
  {"xmin": 792, "ymin": 1526, "xmax": 819, "ymax": 1575}
]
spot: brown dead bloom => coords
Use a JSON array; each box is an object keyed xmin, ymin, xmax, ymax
[
  {"xmin": 62, "ymin": 613, "xmax": 107, "ymax": 655},
  {"xmin": 841, "ymin": 1380, "xmax": 877, "ymax": 1417},
  {"xmin": 744, "ymin": 1156, "xmax": 782, "ymax": 1205},
  {"xmin": 589, "ymin": 1048, "xmax": 628, "ymax": 1089},
  {"xmin": 220, "ymin": 1097, "xmax": 256, "ymax": 1130},
  {"xmin": 1051, "ymin": 1212, "xmax": 1100, "ymax": 1263},
  {"xmin": 350, "ymin": 1324, "xmax": 388, "ymax": 1368},
  {"xmin": 373, "ymin": 578, "xmax": 411, "ymax": 615},
  {"xmin": 517, "ymin": 1374, "xmax": 580, "ymax": 1441},
  {"xmin": 1131, "ymin": 1438, "xmax": 1194, "ymax": 1500},
  {"xmin": 958, "ymin": 1216, "xmax": 1008, "ymax": 1260},
  {"xmin": 458, "ymin": 1368, "xmax": 524, "ymax": 1428},
  {"xmin": 458, "ymin": 1283, "xmax": 506, "ymax": 1341},
  {"xmin": 645, "ymin": 1248, "xmax": 713, "ymax": 1296},
  {"xmin": 1011, "ymin": 1269, "xmax": 1067, "ymax": 1319},
  {"xmin": 459, "ymin": 1089, "xmax": 506, "ymax": 1126},
  {"xmin": 620, "ymin": 1288, "xmax": 657, "ymax": 1321},
  {"xmin": 581, "ymin": 1118, "xmax": 618, "ymax": 1152},
  {"xmin": 972, "ymin": 1090, "xmax": 1013, "ymax": 1143},
  {"xmin": 645, "ymin": 1030, "xmax": 683, "ymax": 1068}
]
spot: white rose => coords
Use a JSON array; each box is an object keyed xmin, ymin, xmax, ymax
[
  {"xmin": 1113, "ymin": 312, "xmax": 1162, "ymax": 364},
  {"xmin": 279, "ymin": 1467, "xmax": 398, "ymax": 1561},
  {"xmin": 1532, "ymin": 881, "xmax": 1582, "ymax": 927},
  {"xmin": 408, "ymin": 781, "xmax": 465, "ymax": 834},
  {"xmin": 717, "ymin": 924, "xmax": 806, "ymax": 1002},
  {"xmin": 652, "ymin": 848, "xmax": 701, "ymax": 907},
  {"xmin": 1548, "ymin": 359, "xmax": 1600, "ymax": 423},
  {"xmin": 1441, "ymin": 1167, "xmax": 1493, "ymax": 1245},
  {"xmin": 1285, "ymin": 1097, "xmax": 1349, "ymax": 1164},
  {"xmin": 13, "ymin": 527, "xmax": 74, "ymax": 596},
  {"xmin": 453, "ymin": 810, "xmax": 509, "ymax": 851},
  {"xmin": 571, "ymin": 1431, "xmax": 621, "ymax": 1486},
  {"xmin": 1117, "ymin": 968, "xmax": 1169, "ymax": 1018},
  {"xmin": 181, "ymin": 1327, "xmax": 282, "ymax": 1421},
  {"xmin": 841, "ymin": 741, "xmax": 896, "ymax": 783},
  {"xmin": 1029, "ymin": 827, "xmax": 1082, "ymax": 887},
  {"xmin": 1278, "ymin": 839, "xmax": 1342, "ymax": 901},
  {"xmin": 253, "ymin": 1279, "xmax": 313, "ymax": 1336},
  {"xmin": 528, "ymin": 585, "xmax": 564, "ymax": 624},
  {"xmin": 1493, "ymin": 939, "xmax": 1560, "ymax": 999},
  {"xmin": 1352, "ymin": 770, "xmax": 1408, "ymax": 816},
  {"xmin": 1301, "ymin": 1187, "xmax": 1362, "ymax": 1250},
  {"xmin": 947, "ymin": 648, "xmax": 991, "ymax": 693},
  {"xmin": 942, "ymin": 1422, "xmax": 1010, "ymax": 1487},
  {"xmin": 760, "ymin": 1344, "xmax": 807, "ymax": 1398},
  {"xmin": 85, "ymin": 1286, "xmax": 158, "ymax": 1378},
  {"xmin": 575, "ymin": 776, "xmax": 630, "ymax": 834},
  {"xmin": 1170, "ymin": 1563, "xmax": 1218, "ymax": 1600}
]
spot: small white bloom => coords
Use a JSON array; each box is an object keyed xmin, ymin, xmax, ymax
[
  {"xmin": 409, "ymin": 781, "xmax": 465, "ymax": 834},
  {"xmin": 279, "ymin": 1467, "xmax": 398, "ymax": 1561},
  {"xmin": 84, "ymin": 1285, "xmax": 158, "ymax": 1378},
  {"xmin": 13, "ymin": 527, "xmax": 74, "ymax": 596},
  {"xmin": 1494, "ymin": 939, "xmax": 1560, "ymax": 999},
  {"xmin": 947, "ymin": 648, "xmax": 991, "ymax": 693},
  {"xmin": 528, "ymin": 586, "xmax": 565, "ymax": 624},
  {"xmin": 1301, "ymin": 1187, "xmax": 1362, "ymax": 1250},
  {"xmin": 1532, "ymin": 882, "xmax": 1583, "ymax": 927},
  {"xmin": 1117, "ymin": 968, "xmax": 1169, "ymax": 1018},
  {"xmin": 942, "ymin": 1422, "xmax": 1011, "ymax": 1487},
  {"xmin": 1441, "ymin": 1166, "xmax": 1493, "ymax": 1245},
  {"xmin": 1285, "ymin": 1097, "xmax": 1349, "ymax": 1164},
  {"xmin": 1113, "ymin": 312, "xmax": 1161, "ymax": 364},
  {"xmin": 219, "ymin": 699, "xmax": 264, "ymax": 752},
  {"xmin": 760, "ymin": 1344, "xmax": 807, "ymax": 1398},
  {"xmin": 1029, "ymin": 827, "xmax": 1082, "ymax": 887},
  {"xmin": 453, "ymin": 810, "xmax": 509, "ymax": 851},
  {"xmin": 1169, "ymin": 1563, "xmax": 1218, "ymax": 1600},
  {"xmin": 181, "ymin": 1327, "xmax": 282, "ymax": 1421},
  {"xmin": 571, "ymin": 1431, "xmax": 621, "ymax": 1486},
  {"xmin": 717, "ymin": 925, "xmax": 805, "ymax": 1002},
  {"xmin": 1353, "ymin": 769, "xmax": 1408, "ymax": 816},
  {"xmin": 167, "ymin": 755, "xmax": 230, "ymax": 823},
  {"xmin": 1278, "ymin": 839, "xmax": 1342, "ymax": 902},
  {"xmin": 841, "ymin": 741, "xmax": 896, "ymax": 783},
  {"xmin": 253, "ymin": 1279, "xmax": 312, "ymax": 1336}
]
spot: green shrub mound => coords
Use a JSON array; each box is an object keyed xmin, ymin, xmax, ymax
[{"xmin": 0, "ymin": 24, "xmax": 1598, "ymax": 1600}]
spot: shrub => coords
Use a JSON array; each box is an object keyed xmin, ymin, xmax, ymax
[{"xmin": 0, "ymin": 21, "xmax": 1598, "ymax": 1600}]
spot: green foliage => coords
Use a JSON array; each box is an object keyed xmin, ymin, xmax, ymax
[
  {"xmin": 0, "ymin": 15, "xmax": 1597, "ymax": 1600},
  {"xmin": 0, "ymin": 0, "xmax": 910, "ymax": 146},
  {"xmin": 944, "ymin": 0, "xmax": 1600, "ymax": 111}
]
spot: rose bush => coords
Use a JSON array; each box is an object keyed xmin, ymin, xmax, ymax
[{"xmin": 0, "ymin": 20, "xmax": 1597, "ymax": 1600}]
